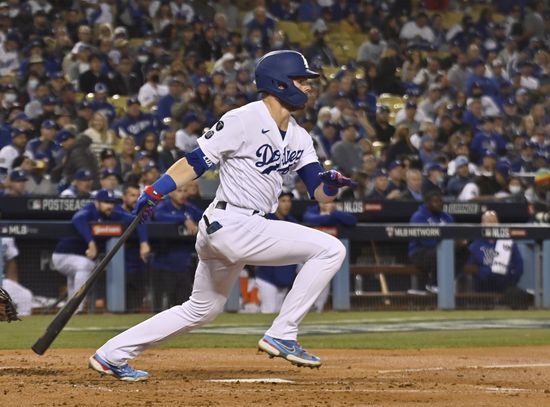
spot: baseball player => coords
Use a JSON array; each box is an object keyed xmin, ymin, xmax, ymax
[
  {"xmin": 89, "ymin": 50, "xmax": 355, "ymax": 381},
  {"xmin": 52, "ymin": 189, "xmax": 150, "ymax": 312}
]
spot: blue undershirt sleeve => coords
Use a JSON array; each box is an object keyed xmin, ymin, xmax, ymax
[
  {"xmin": 297, "ymin": 162, "xmax": 323, "ymax": 199},
  {"xmin": 186, "ymin": 147, "xmax": 214, "ymax": 178}
]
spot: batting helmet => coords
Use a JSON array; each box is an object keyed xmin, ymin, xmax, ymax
[{"xmin": 255, "ymin": 50, "xmax": 319, "ymax": 108}]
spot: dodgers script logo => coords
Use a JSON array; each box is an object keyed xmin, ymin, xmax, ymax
[{"xmin": 255, "ymin": 144, "xmax": 304, "ymax": 175}]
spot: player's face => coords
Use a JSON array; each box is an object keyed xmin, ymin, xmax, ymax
[
  {"xmin": 292, "ymin": 77, "xmax": 312, "ymax": 95},
  {"xmin": 170, "ymin": 185, "xmax": 189, "ymax": 206},
  {"xmin": 98, "ymin": 202, "xmax": 115, "ymax": 216},
  {"xmin": 123, "ymin": 187, "xmax": 140, "ymax": 209},
  {"xmin": 277, "ymin": 196, "xmax": 292, "ymax": 217}
]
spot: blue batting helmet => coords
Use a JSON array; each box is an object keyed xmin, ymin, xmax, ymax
[{"xmin": 255, "ymin": 50, "xmax": 319, "ymax": 108}]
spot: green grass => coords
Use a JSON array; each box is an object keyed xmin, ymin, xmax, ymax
[{"xmin": 3, "ymin": 310, "xmax": 550, "ymax": 350}]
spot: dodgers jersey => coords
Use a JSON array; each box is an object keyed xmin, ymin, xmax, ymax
[{"xmin": 197, "ymin": 101, "xmax": 318, "ymax": 214}]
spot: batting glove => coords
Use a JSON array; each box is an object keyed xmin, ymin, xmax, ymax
[
  {"xmin": 133, "ymin": 185, "xmax": 163, "ymax": 221},
  {"xmin": 319, "ymin": 170, "xmax": 358, "ymax": 190}
]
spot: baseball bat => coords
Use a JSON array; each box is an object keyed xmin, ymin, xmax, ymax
[{"xmin": 31, "ymin": 207, "xmax": 145, "ymax": 355}]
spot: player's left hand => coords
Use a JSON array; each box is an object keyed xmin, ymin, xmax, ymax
[
  {"xmin": 319, "ymin": 170, "xmax": 358, "ymax": 189},
  {"xmin": 139, "ymin": 241, "xmax": 151, "ymax": 263}
]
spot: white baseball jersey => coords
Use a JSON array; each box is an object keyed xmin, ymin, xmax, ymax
[{"xmin": 197, "ymin": 101, "xmax": 318, "ymax": 214}]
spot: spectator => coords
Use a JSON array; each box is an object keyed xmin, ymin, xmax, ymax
[
  {"xmin": 50, "ymin": 130, "xmax": 77, "ymax": 185},
  {"xmin": 138, "ymin": 63, "xmax": 169, "ymax": 109},
  {"xmin": 111, "ymin": 97, "xmax": 163, "ymax": 145},
  {"xmin": 470, "ymin": 117, "xmax": 506, "ymax": 163},
  {"xmin": 357, "ymin": 28, "xmax": 387, "ymax": 66},
  {"xmin": 61, "ymin": 133, "xmax": 99, "ymax": 187},
  {"xmin": 467, "ymin": 211, "xmax": 523, "ymax": 293},
  {"xmin": 157, "ymin": 78, "xmax": 184, "ymax": 120},
  {"xmin": 418, "ymin": 84, "xmax": 445, "ymax": 121},
  {"xmin": 1, "ymin": 238, "xmax": 33, "ymax": 317},
  {"xmin": 89, "ymin": 83, "xmax": 117, "ymax": 124},
  {"xmin": 74, "ymin": 100, "xmax": 95, "ymax": 133},
  {"xmin": 305, "ymin": 22, "xmax": 338, "ymax": 67},
  {"xmin": 0, "ymin": 128, "xmax": 28, "ymax": 177},
  {"xmin": 79, "ymin": 53, "xmax": 112, "ymax": 94},
  {"xmin": 408, "ymin": 190, "xmax": 454, "ymax": 292},
  {"xmin": 84, "ymin": 111, "xmax": 117, "ymax": 162},
  {"xmin": 152, "ymin": 184, "xmax": 202, "ymax": 310},
  {"xmin": 256, "ymin": 192, "xmax": 298, "ymax": 314},
  {"xmin": 400, "ymin": 168, "xmax": 423, "ymax": 201},
  {"xmin": 447, "ymin": 50, "xmax": 470, "ymax": 93},
  {"xmin": 140, "ymin": 132, "xmax": 161, "ymax": 165},
  {"xmin": 330, "ymin": 123, "xmax": 362, "ymax": 176},
  {"xmin": 400, "ymin": 12, "xmax": 435, "ymax": 44},
  {"xmin": 395, "ymin": 101, "xmax": 421, "ymax": 135},
  {"xmin": 175, "ymin": 112, "xmax": 201, "ymax": 153},
  {"xmin": 2, "ymin": 170, "xmax": 29, "ymax": 197},
  {"xmin": 372, "ymin": 105, "xmax": 395, "ymax": 144},
  {"xmin": 447, "ymin": 156, "xmax": 473, "ymax": 197},
  {"xmin": 25, "ymin": 153, "xmax": 56, "ymax": 195},
  {"xmin": 110, "ymin": 56, "xmax": 141, "ymax": 96},
  {"xmin": 386, "ymin": 160, "xmax": 406, "ymax": 194},
  {"xmin": 52, "ymin": 189, "xmax": 149, "ymax": 312},
  {"xmin": 366, "ymin": 169, "xmax": 396, "ymax": 200},
  {"xmin": 60, "ymin": 169, "xmax": 95, "ymax": 198},
  {"xmin": 95, "ymin": 169, "xmax": 123, "ymax": 198},
  {"xmin": 422, "ymin": 163, "xmax": 445, "ymax": 196},
  {"xmin": 303, "ymin": 200, "xmax": 357, "ymax": 311},
  {"xmin": 385, "ymin": 125, "xmax": 418, "ymax": 164},
  {"xmin": 158, "ymin": 129, "xmax": 184, "ymax": 172},
  {"xmin": 26, "ymin": 119, "xmax": 58, "ymax": 164},
  {"xmin": 418, "ymin": 133, "xmax": 438, "ymax": 166}
]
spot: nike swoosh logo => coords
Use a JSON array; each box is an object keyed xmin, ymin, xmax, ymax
[
  {"xmin": 261, "ymin": 129, "xmax": 270, "ymax": 134},
  {"xmin": 274, "ymin": 340, "xmax": 295, "ymax": 353}
]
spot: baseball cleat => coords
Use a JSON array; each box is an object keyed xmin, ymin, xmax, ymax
[
  {"xmin": 258, "ymin": 335, "xmax": 322, "ymax": 368},
  {"xmin": 88, "ymin": 353, "xmax": 149, "ymax": 382}
]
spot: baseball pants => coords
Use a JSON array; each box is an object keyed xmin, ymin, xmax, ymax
[
  {"xmin": 51, "ymin": 253, "xmax": 95, "ymax": 312},
  {"xmin": 97, "ymin": 201, "xmax": 346, "ymax": 365},
  {"xmin": 256, "ymin": 278, "xmax": 289, "ymax": 313}
]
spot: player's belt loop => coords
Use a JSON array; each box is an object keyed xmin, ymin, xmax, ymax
[{"xmin": 202, "ymin": 215, "xmax": 211, "ymax": 227}]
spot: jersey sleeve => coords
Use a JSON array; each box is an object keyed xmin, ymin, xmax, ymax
[
  {"xmin": 294, "ymin": 129, "xmax": 320, "ymax": 171},
  {"xmin": 196, "ymin": 114, "xmax": 245, "ymax": 165}
]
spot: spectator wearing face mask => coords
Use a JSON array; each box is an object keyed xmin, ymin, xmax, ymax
[
  {"xmin": 138, "ymin": 64, "xmax": 169, "ymax": 109},
  {"xmin": 422, "ymin": 163, "xmax": 446, "ymax": 196}
]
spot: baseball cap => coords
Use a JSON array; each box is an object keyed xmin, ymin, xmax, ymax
[
  {"xmin": 100, "ymin": 168, "xmax": 122, "ymax": 181},
  {"xmin": 100, "ymin": 148, "xmax": 116, "ymax": 161},
  {"xmin": 374, "ymin": 169, "xmax": 388, "ymax": 178},
  {"xmin": 521, "ymin": 141, "xmax": 537, "ymax": 149},
  {"xmin": 482, "ymin": 150, "xmax": 498, "ymax": 160},
  {"xmin": 127, "ymin": 96, "xmax": 141, "ymax": 106},
  {"xmin": 470, "ymin": 58, "xmax": 484, "ymax": 67},
  {"xmin": 13, "ymin": 112, "xmax": 30, "ymax": 122},
  {"xmin": 75, "ymin": 169, "xmax": 93, "ymax": 181},
  {"xmin": 516, "ymin": 88, "xmax": 528, "ymax": 96},
  {"xmin": 503, "ymin": 96, "xmax": 516, "ymax": 106},
  {"xmin": 9, "ymin": 169, "xmax": 28, "ymax": 182},
  {"xmin": 182, "ymin": 111, "xmax": 199, "ymax": 127},
  {"xmin": 421, "ymin": 134, "xmax": 434, "ymax": 144},
  {"xmin": 134, "ymin": 150, "xmax": 149, "ymax": 162},
  {"xmin": 41, "ymin": 95, "xmax": 57, "ymax": 105},
  {"xmin": 11, "ymin": 127, "xmax": 28, "ymax": 138},
  {"xmin": 455, "ymin": 155, "xmax": 469, "ymax": 168},
  {"xmin": 78, "ymin": 100, "xmax": 93, "ymax": 109},
  {"xmin": 427, "ymin": 163, "xmax": 444, "ymax": 173},
  {"xmin": 406, "ymin": 101, "xmax": 417, "ymax": 109},
  {"xmin": 406, "ymin": 87, "xmax": 421, "ymax": 97},
  {"xmin": 48, "ymin": 71, "xmax": 64, "ymax": 80},
  {"xmin": 55, "ymin": 129, "xmax": 75, "ymax": 143},
  {"xmin": 41, "ymin": 119, "xmax": 56, "ymax": 129},
  {"xmin": 387, "ymin": 160, "xmax": 403, "ymax": 171},
  {"xmin": 94, "ymin": 189, "xmax": 119, "ymax": 203},
  {"xmin": 94, "ymin": 82, "xmax": 108, "ymax": 93}
]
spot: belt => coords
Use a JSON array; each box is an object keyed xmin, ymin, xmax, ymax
[{"xmin": 215, "ymin": 201, "xmax": 265, "ymax": 217}]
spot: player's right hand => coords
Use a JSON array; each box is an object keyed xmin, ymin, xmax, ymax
[{"xmin": 133, "ymin": 185, "xmax": 163, "ymax": 221}]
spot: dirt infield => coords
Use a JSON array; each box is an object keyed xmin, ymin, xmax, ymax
[{"xmin": 1, "ymin": 347, "xmax": 550, "ymax": 406}]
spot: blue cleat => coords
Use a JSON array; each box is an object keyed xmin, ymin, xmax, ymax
[
  {"xmin": 88, "ymin": 353, "xmax": 149, "ymax": 382},
  {"xmin": 258, "ymin": 335, "xmax": 322, "ymax": 368}
]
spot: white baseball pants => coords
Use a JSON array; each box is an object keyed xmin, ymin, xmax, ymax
[
  {"xmin": 51, "ymin": 253, "xmax": 95, "ymax": 312},
  {"xmin": 97, "ymin": 201, "xmax": 346, "ymax": 366}
]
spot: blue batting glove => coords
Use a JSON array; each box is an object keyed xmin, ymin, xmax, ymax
[
  {"xmin": 319, "ymin": 170, "xmax": 358, "ymax": 189},
  {"xmin": 133, "ymin": 185, "xmax": 163, "ymax": 221}
]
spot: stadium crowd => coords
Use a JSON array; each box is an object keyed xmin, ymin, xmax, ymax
[{"xmin": 0, "ymin": 0, "xmax": 548, "ymax": 210}]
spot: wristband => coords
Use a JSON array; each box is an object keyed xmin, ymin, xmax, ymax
[
  {"xmin": 323, "ymin": 183, "xmax": 338, "ymax": 196},
  {"xmin": 151, "ymin": 174, "xmax": 177, "ymax": 195}
]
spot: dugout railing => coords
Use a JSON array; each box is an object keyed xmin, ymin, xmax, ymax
[{"xmin": 1, "ymin": 221, "xmax": 550, "ymax": 312}]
